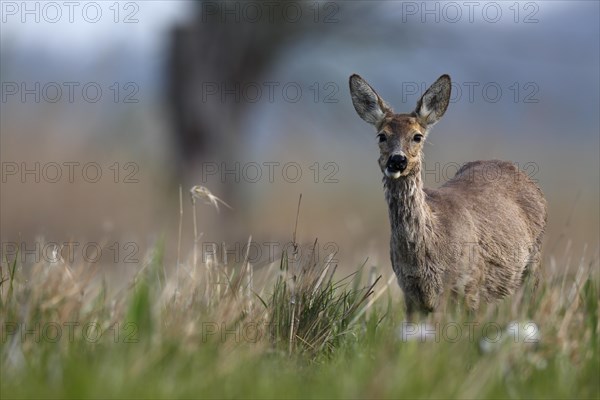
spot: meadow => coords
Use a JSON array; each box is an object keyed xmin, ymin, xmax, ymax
[
  {"xmin": 1, "ymin": 1, "xmax": 599, "ymax": 398},
  {"xmin": 1, "ymin": 190, "xmax": 598, "ymax": 399}
]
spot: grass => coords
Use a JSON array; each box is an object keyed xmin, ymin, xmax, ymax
[{"xmin": 1, "ymin": 192, "xmax": 599, "ymax": 398}]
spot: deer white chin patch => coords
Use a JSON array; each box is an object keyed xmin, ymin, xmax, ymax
[{"xmin": 385, "ymin": 169, "xmax": 402, "ymax": 179}]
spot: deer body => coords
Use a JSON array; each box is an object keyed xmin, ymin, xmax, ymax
[{"xmin": 349, "ymin": 74, "xmax": 547, "ymax": 317}]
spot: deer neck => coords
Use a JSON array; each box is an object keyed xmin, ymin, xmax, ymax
[{"xmin": 383, "ymin": 164, "xmax": 434, "ymax": 263}]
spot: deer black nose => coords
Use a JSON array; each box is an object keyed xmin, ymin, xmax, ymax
[{"xmin": 387, "ymin": 154, "xmax": 408, "ymax": 173}]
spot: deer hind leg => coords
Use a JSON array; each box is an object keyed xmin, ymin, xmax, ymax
[
  {"xmin": 404, "ymin": 296, "xmax": 417, "ymax": 323},
  {"xmin": 522, "ymin": 233, "xmax": 544, "ymax": 293},
  {"xmin": 463, "ymin": 282, "xmax": 481, "ymax": 312}
]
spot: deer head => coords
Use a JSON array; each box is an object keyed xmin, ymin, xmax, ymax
[{"xmin": 349, "ymin": 74, "xmax": 452, "ymax": 178}]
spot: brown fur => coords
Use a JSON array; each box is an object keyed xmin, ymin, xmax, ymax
[{"xmin": 349, "ymin": 74, "xmax": 547, "ymax": 318}]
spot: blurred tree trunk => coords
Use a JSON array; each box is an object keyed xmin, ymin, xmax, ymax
[
  {"xmin": 168, "ymin": 2, "xmax": 309, "ymax": 175},
  {"xmin": 166, "ymin": 1, "xmax": 374, "ymax": 227}
]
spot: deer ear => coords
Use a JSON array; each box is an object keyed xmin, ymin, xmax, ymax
[
  {"xmin": 349, "ymin": 74, "xmax": 392, "ymax": 127},
  {"xmin": 415, "ymin": 74, "xmax": 451, "ymax": 126}
]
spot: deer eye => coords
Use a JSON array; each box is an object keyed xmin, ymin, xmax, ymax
[
  {"xmin": 413, "ymin": 134, "xmax": 423, "ymax": 143},
  {"xmin": 377, "ymin": 133, "xmax": 387, "ymax": 143}
]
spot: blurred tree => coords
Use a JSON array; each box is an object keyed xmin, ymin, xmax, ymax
[
  {"xmin": 166, "ymin": 1, "xmax": 375, "ymax": 178},
  {"xmin": 168, "ymin": 1, "xmax": 307, "ymax": 172}
]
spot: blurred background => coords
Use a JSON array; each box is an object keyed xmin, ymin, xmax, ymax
[{"xmin": 1, "ymin": 1, "xmax": 598, "ymax": 279}]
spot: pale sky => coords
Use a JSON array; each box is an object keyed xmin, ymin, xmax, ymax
[
  {"xmin": 1, "ymin": 1, "xmax": 192, "ymax": 57},
  {"xmin": 1, "ymin": 1, "xmax": 573, "ymax": 60}
]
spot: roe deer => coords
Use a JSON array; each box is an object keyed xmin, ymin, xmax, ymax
[{"xmin": 349, "ymin": 74, "xmax": 547, "ymax": 318}]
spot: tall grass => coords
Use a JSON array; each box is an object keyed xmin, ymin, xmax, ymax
[{"xmin": 0, "ymin": 206, "xmax": 598, "ymax": 398}]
